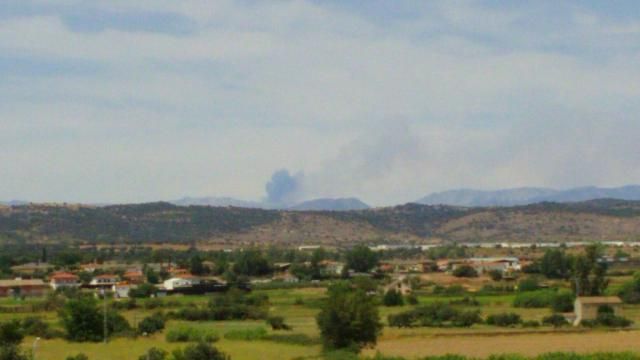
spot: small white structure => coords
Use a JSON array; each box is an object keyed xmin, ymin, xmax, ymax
[
  {"xmin": 163, "ymin": 276, "xmax": 200, "ymax": 291},
  {"xmin": 112, "ymin": 282, "xmax": 131, "ymax": 299},
  {"xmin": 90, "ymin": 274, "xmax": 119, "ymax": 287},
  {"xmin": 574, "ymin": 296, "xmax": 623, "ymax": 326}
]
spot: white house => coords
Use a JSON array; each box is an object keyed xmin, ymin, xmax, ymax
[
  {"xmin": 89, "ymin": 274, "xmax": 119, "ymax": 288},
  {"xmin": 49, "ymin": 272, "xmax": 80, "ymax": 290},
  {"xmin": 112, "ymin": 282, "xmax": 131, "ymax": 299}
]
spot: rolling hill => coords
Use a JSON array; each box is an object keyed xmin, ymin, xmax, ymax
[{"xmin": 2, "ymin": 199, "xmax": 640, "ymax": 246}]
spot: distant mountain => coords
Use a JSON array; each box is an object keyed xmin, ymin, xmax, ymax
[
  {"xmin": 171, "ymin": 196, "xmax": 369, "ymax": 211},
  {"xmin": 289, "ymin": 198, "xmax": 370, "ymax": 211},
  {"xmin": 417, "ymin": 185, "xmax": 640, "ymax": 207},
  {"xmin": 170, "ymin": 197, "xmax": 263, "ymax": 208},
  {"xmin": 0, "ymin": 200, "xmax": 29, "ymax": 206}
]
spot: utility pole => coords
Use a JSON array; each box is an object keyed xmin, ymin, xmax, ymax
[
  {"xmin": 102, "ymin": 288, "xmax": 108, "ymax": 344},
  {"xmin": 32, "ymin": 337, "xmax": 40, "ymax": 360}
]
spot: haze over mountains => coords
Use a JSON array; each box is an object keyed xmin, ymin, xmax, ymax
[
  {"xmin": 170, "ymin": 197, "xmax": 370, "ymax": 211},
  {"xmin": 417, "ymin": 186, "xmax": 640, "ymax": 207}
]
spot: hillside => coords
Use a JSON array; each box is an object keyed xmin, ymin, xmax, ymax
[
  {"xmin": 1, "ymin": 199, "xmax": 640, "ymax": 246},
  {"xmin": 417, "ymin": 185, "xmax": 640, "ymax": 207},
  {"xmin": 288, "ymin": 198, "xmax": 370, "ymax": 211}
]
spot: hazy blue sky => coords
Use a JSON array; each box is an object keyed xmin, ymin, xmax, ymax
[{"xmin": 2, "ymin": 1, "xmax": 640, "ymax": 205}]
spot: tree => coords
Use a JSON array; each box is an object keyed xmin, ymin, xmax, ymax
[
  {"xmin": 59, "ymin": 296, "xmax": 130, "ymax": 342},
  {"xmin": 172, "ymin": 342, "xmax": 230, "ymax": 360},
  {"xmin": 233, "ymin": 250, "xmax": 271, "ymax": 276},
  {"xmin": 316, "ymin": 282, "xmax": 382, "ymax": 351},
  {"xmin": 573, "ymin": 244, "xmax": 609, "ymax": 296},
  {"xmin": 618, "ymin": 271, "xmax": 640, "ymax": 304},
  {"xmin": 382, "ymin": 289, "xmax": 404, "ymax": 306},
  {"xmin": 146, "ymin": 268, "xmax": 160, "ymax": 284},
  {"xmin": 0, "ymin": 320, "xmax": 27, "ymax": 360},
  {"xmin": 345, "ymin": 245, "xmax": 378, "ymax": 273},
  {"xmin": 539, "ymin": 249, "xmax": 572, "ymax": 279},
  {"xmin": 488, "ymin": 270, "xmax": 503, "ymax": 281},
  {"xmin": 190, "ymin": 255, "xmax": 206, "ymax": 276},
  {"xmin": 452, "ymin": 265, "xmax": 478, "ymax": 278}
]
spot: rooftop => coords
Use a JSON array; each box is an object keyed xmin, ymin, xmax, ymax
[{"xmin": 576, "ymin": 296, "xmax": 623, "ymax": 305}]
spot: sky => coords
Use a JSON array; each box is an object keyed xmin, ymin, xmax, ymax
[{"xmin": 2, "ymin": 0, "xmax": 640, "ymax": 206}]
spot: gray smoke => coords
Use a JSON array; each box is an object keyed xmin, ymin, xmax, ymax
[{"xmin": 265, "ymin": 169, "xmax": 302, "ymax": 205}]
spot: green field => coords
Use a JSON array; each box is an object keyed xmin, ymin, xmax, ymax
[{"xmin": 4, "ymin": 287, "xmax": 640, "ymax": 360}]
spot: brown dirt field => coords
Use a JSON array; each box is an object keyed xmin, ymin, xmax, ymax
[{"xmin": 366, "ymin": 330, "xmax": 640, "ymax": 358}]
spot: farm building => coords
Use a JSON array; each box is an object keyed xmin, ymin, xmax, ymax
[
  {"xmin": 112, "ymin": 282, "xmax": 132, "ymax": 298},
  {"xmin": 0, "ymin": 279, "xmax": 49, "ymax": 297},
  {"xmin": 163, "ymin": 275, "xmax": 200, "ymax": 291},
  {"xmin": 573, "ymin": 296, "xmax": 623, "ymax": 326}
]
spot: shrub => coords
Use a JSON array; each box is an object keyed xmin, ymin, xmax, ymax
[
  {"xmin": 129, "ymin": 283, "xmax": 158, "ymax": 298},
  {"xmin": 383, "ymin": 289, "xmax": 405, "ymax": 306},
  {"xmin": 264, "ymin": 333, "xmax": 319, "ymax": 346},
  {"xmin": 517, "ymin": 277, "xmax": 540, "ymax": 292},
  {"xmin": 406, "ymin": 293, "xmax": 419, "ymax": 305},
  {"xmin": 522, "ymin": 320, "xmax": 540, "ymax": 328},
  {"xmin": 550, "ymin": 290, "xmax": 574, "ymax": 312},
  {"xmin": 449, "ymin": 297, "xmax": 479, "ymax": 306},
  {"xmin": 453, "ymin": 265, "xmax": 478, "ymax": 278},
  {"xmin": 21, "ymin": 316, "xmax": 59, "ymax": 339},
  {"xmin": 388, "ymin": 303, "xmax": 482, "ymax": 328},
  {"xmin": 513, "ymin": 290, "xmax": 555, "ymax": 308},
  {"xmin": 139, "ymin": 348, "xmax": 167, "ymax": 360},
  {"xmin": 542, "ymin": 314, "xmax": 569, "ymax": 327},
  {"xmin": 171, "ymin": 342, "xmax": 230, "ymax": 360},
  {"xmin": 0, "ymin": 320, "xmax": 23, "ymax": 346},
  {"xmin": 223, "ymin": 327, "xmax": 268, "ymax": 341},
  {"xmin": 486, "ymin": 313, "xmax": 522, "ymax": 327},
  {"xmin": 65, "ymin": 355, "xmax": 89, "ymax": 360},
  {"xmin": 166, "ymin": 327, "xmax": 219, "ymax": 343},
  {"xmin": 138, "ymin": 313, "xmax": 166, "ymax": 335},
  {"xmin": 266, "ymin": 316, "xmax": 292, "ymax": 330},
  {"xmin": 488, "ymin": 270, "xmax": 503, "ymax": 281},
  {"xmin": 594, "ymin": 313, "xmax": 633, "ymax": 328}
]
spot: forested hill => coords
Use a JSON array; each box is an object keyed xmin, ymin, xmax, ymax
[{"xmin": 2, "ymin": 199, "xmax": 640, "ymax": 246}]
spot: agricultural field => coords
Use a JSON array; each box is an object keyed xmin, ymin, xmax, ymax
[{"xmin": 3, "ymin": 285, "xmax": 639, "ymax": 360}]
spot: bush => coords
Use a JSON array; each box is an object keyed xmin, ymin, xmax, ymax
[
  {"xmin": 266, "ymin": 316, "xmax": 292, "ymax": 330},
  {"xmin": 489, "ymin": 270, "xmax": 503, "ymax": 281},
  {"xmin": 223, "ymin": 327, "xmax": 268, "ymax": 341},
  {"xmin": 406, "ymin": 293, "xmax": 419, "ymax": 305},
  {"xmin": 486, "ymin": 313, "xmax": 522, "ymax": 327},
  {"xmin": 129, "ymin": 283, "xmax": 158, "ymax": 298},
  {"xmin": 388, "ymin": 303, "xmax": 482, "ymax": 328},
  {"xmin": 172, "ymin": 342, "xmax": 230, "ymax": 360},
  {"xmin": 65, "ymin": 355, "xmax": 89, "ymax": 360},
  {"xmin": 542, "ymin": 314, "xmax": 569, "ymax": 327},
  {"xmin": 21, "ymin": 316, "xmax": 60, "ymax": 339},
  {"xmin": 449, "ymin": 297, "xmax": 479, "ymax": 306},
  {"xmin": 383, "ymin": 289, "xmax": 405, "ymax": 306},
  {"xmin": 138, "ymin": 313, "xmax": 166, "ymax": 335},
  {"xmin": 513, "ymin": 290, "xmax": 556, "ymax": 308},
  {"xmin": 139, "ymin": 348, "xmax": 167, "ymax": 360},
  {"xmin": 517, "ymin": 277, "xmax": 540, "ymax": 292},
  {"xmin": 0, "ymin": 320, "xmax": 23, "ymax": 346},
  {"xmin": 166, "ymin": 327, "xmax": 219, "ymax": 343},
  {"xmin": 550, "ymin": 290, "xmax": 574, "ymax": 312},
  {"xmin": 594, "ymin": 313, "xmax": 633, "ymax": 328},
  {"xmin": 264, "ymin": 333, "xmax": 319, "ymax": 346},
  {"xmin": 453, "ymin": 265, "xmax": 478, "ymax": 278}
]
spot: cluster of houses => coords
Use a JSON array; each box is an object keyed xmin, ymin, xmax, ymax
[
  {"xmin": 0, "ymin": 264, "xmax": 231, "ymax": 299},
  {"xmin": 378, "ymin": 256, "xmax": 523, "ymax": 277}
]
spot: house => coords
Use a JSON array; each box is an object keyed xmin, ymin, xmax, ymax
[
  {"xmin": 112, "ymin": 282, "xmax": 132, "ymax": 299},
  {"xmin": 50, "ymin": 272, "xmax": 80, "ymax": 290},
  {"xmin": 573, "ymin": 296, "xmax": 623, "ymax": 326},
  {"xmin": 123, "ymin": 270, "xmax": 145, "ymax": 284},
  {"xmin": 163, "ymin": 275, "xmax": 200, "ymax": 291},
  {"xmin": 320, "ymin": 260, "xmax": 345, "ymax": 275},
  {"xmin": 0, "ymin": 278, "xmax": 49, "ymax": 297},
  {"xmin": 89, "ymin": 274, "xmax": 119, "ymax": 288}
]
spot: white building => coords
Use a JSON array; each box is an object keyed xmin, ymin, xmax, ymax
[{"xmin": 163, "ymin": 276, "xmax": 200, "ymax": 291}]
